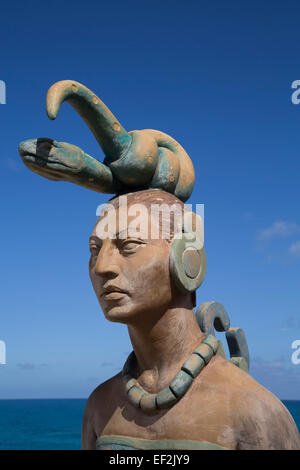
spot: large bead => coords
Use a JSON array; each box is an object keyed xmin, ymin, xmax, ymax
[
  {"xmin": 169, "ymin": 370, "xmax": 193, "ymax": 398},
  {"xmin": 181, "ymin": 353, "xmax": 205, "ymax": 378},
  {"xmin": 156, "ymin": 387, "xmax": 178, "ymax": 409},
  {"xmin": 193, "ymin": 343, "xmax": 213, "ymax": 364},
  {"xmin": 203, "ymin": 334, "xmax": 219, "ymax": 353},
  {"xmin": 140, "ymin": 394, "xmax": 157, "ymax": 412},
  {"xmin": 127, "ymin": 385, "xmax": 145, "ymax": 408}
]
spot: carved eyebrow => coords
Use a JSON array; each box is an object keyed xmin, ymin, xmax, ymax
[
  {"xmin": 116, "ymin": 228, "xmax": 148, "ymax": 240},
  {"xmin": 89, "ymin": 231, "xmax": 147, "ymax": 245},
  {"xmin": 89, "ymin": 236, "xmax": 102, "ymax": 244}
]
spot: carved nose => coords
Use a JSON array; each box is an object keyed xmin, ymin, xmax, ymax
[
  {"xmin": 95, "ymin": 262, "xmax": 121, "ymax": 280},
  {"xmin": 94, "ymin": 242, "xmax": 121, "ymax": 279}
]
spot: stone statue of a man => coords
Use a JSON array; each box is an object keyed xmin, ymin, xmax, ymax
[
  {"xmin": 82, "ymin": 189, "xmax": 300, "ymax": 450},
  {"xmin": 19, "ymin": 80, "xmax": 300, "ymax": 450}
]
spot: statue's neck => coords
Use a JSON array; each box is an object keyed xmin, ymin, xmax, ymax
[{"xmin": 127, "ymin": 307, "xmax": 205, "ymax": 394}]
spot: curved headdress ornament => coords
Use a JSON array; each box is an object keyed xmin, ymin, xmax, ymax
[{"xmin": 19, "ymin": 80, "xmax": 195, "ymax": 202}]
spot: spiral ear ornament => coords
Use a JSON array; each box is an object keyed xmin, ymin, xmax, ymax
[
  {"xmin": 169, "ymin": 212, "xmax": 206, "ymax": 293},
  {"xmin": 169, "ymin": 235, "xmax": 207, "ymax": 293},
  {"xmin": 19, "ymin": 80, "xmax": 195, "ymax": 202}
]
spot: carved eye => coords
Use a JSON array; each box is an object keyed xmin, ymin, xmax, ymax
[
  {"xmin": 89, "ymin": 244, "xmax": 100, "ymax": 257},
  {"xmin": 120, "ymin": 239, "xmax": 144, "ymax": 253}
]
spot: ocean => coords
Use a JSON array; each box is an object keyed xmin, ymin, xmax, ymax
[{"xmin": 0, "ymin": 399, "xmax": 299, "ymax": 450}]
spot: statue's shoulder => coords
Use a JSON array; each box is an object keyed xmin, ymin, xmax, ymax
[
  {"xmin": 85, "ymin": 371, "xmax": 123, "ymax": 416},
  {"xmin": 235, "ymin": 385, "xmax": 300, "ymax": 450},
  {"xmin": 82, "ymin": 371, "xmax": 123, "ymax": 448},
  {"xmin": 207, "ymin": 356, "xmax": 300, "ymax": 449}
]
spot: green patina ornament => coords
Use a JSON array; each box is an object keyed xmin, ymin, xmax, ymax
[
  {"xmin": 196, "ymin": 301, "xmax": 250, "ymax": 372},
  {"xmin": 140, "ymin": 393, "xmax": 157, "ymax": 412},
  {"xmin": 122, "ymin": 303, "xmax": 251, "ymax": 414},
  {"xmin": 19, "ymin": 80, "xmax": 195, "ymax": 202},
  {"xmin": 169, "ymin": 370, "xmax": 193, "ymax": 398},
  {"xmin": 181, "ymin": 353, "xmax": 205, "ymax": 378},
  {"xmin": 122, "ymin": 334, "xmax": 219, "ymax": 412},
  {"xmin": 156, "ymin": 387, "xmax": 178, "ymax": 409},
  {"xmin": 193, "ymin": 343, "xmax": 214, "ymax": 364},
  {"xmin": 169, "ymin": 234, "xmax": 207, "ymax": 294},
  {"xmin": 127, "ymin": 385, "xmax": 145, "ymax": 408},
  {"xmin": 96, "ymin": 435, "xmax": 229, "ymax": 450}
]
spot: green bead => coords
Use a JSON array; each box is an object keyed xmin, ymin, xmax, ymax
[
  {"xmin": 123, "ymin": 374, "xmax": 137, "ymax": 393},
  {"xmin": 169, "ymin": 370, "xmax": 193, "ymax": 398},
  {"xmin": 181, "ymin": 353, "xmax": 205, "ymax": 378},
  {"xmin": 140, "ymin": 394, "xmax": 157, "ymax": 411},
  {"xmin": 203, "ymin": 334, "xmax": 219, "ymax": 353},
  {"xmin": 122, "ymin": 337, "xmax": 218, "ymax": 413},
  {"xmin": 193, "ymin": 343, "xmax": 213, "ymax": 364},
  {"xmin": 127, "ymin": 385, "xmax": 145, "ymax": 408},
  {"xmin": 156, "ymin": 387, "xmax": 178, "ymax": 409}
]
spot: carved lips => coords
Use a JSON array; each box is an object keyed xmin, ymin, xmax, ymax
[{"xmin": 100, "ymin": 285, "xmax": 129, "ymax": 300}]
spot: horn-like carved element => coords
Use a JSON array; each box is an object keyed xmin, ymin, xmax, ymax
[
  {"xmin": 46, "ymin": 80, "xmax": 132, "ymax": 162},
  {"xmin": 196, "ymin": 301, "xmax": 250, "ymax": 373},
  {"xmin": 20, "ymin": 80, "xmax": 195, "ymax": 202}
]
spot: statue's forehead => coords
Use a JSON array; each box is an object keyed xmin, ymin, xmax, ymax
[{"xmin": 92, "ymin": 205, "xmax": 160, "ymax": 240}]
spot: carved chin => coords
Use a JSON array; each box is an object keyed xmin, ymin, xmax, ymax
[
  {"xmin": 101, "ymin": 300, "xmax": 145, "ymax": 325},
  {"xmin": 100, "ymin": 296, "xmax": 133, "ymax": 322}
]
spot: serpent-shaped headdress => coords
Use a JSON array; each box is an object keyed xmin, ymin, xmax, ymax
[{"xmin": 19, "ymin": 80, "xmax": 195, "ymax": 202}]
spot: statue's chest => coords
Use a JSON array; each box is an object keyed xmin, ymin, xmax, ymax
[{"xmin": 97, "ymin": 384, "xmax": 236, "ymax": 450}]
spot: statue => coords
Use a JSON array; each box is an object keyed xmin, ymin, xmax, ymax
[{"xmin": 19, "ymin": 81, "xmax": 300, "ymax": 450}]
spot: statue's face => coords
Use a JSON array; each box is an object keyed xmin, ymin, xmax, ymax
[{"xmin": 89, "ymin": 205, "xmax": 174, "ymax": 324}]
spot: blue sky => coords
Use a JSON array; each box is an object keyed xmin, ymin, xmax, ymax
[{"xmin": 0, "ymin": 0, "xmax": 300, "ymax": 399}]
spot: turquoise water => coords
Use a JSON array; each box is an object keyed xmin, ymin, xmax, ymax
[
  {"xmin": 0, "ymin": 399, "xmax": 299, "ymax": 450},
  {"xmin": 0, "ymin": 399, "xmax": 86, "ymax": 450}
]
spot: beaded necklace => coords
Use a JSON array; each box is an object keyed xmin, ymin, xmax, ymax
[{"xmin": 122, "ymin": 334, "xmax": 218, "ymax": 412}]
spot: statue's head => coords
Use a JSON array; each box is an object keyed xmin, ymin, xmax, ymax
[
  {"xmin": 18, "ymin": 80, "xmax": 252, "ymax": 376},
  {"xmin": 19, "ymin": 80, "xmax": 206, "ymax": 323},
  {"xmin": 89, "ymin": 189, "xmax": 206, "ymax": 326}
]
